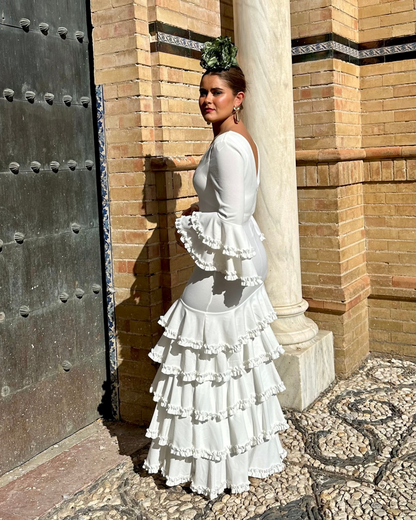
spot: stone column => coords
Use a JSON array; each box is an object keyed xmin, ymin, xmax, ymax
[{"xmin": 233, "ymin": 0, "xmax": 335, "ymax": 410}]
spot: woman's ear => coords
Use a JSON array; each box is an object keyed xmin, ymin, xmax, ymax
[{"xmin": 235, "ymin": 91, "xmax": 245, "ymax": 108}]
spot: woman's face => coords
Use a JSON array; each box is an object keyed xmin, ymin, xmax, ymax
[{"xmin": 199, "ymin": 74, "xmax": 242, "ymax": 125}]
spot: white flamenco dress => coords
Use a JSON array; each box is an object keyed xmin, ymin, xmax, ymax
[{"xmin": 144, "ymin": 131, "xmax": 288, "ymax": 499}]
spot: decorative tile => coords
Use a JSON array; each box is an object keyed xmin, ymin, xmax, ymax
[
  {"xmin": 149, "ymin": 22, "xmax": 209, "ymax": 58},
  {"xmin": 157, "ymin": 31, "xmax": 205, "ymax": 51},
  {"xmin": 96, "ymin": 84, "xmax": 119, "ymax": 421},
  {"xmin": 361, "ymin": 41, "xmax": 416, "ymax": 58},
  {"xmin": 292, "ymin": 40, "xmax": 359, "ymax": 59},
  {"xmin": 292, "ymin": 32, "xmax": 416, "ymax": 64}
]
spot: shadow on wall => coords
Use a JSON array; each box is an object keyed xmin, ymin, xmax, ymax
[
  {"xmin": 100, "ymin": 160, "xmax": 189, "ymax": 428},
  {"xmin": 98, "ymin": 0, "xmax": 232, "ymax": 451}
]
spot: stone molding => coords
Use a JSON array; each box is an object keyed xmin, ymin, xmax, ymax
[
  {"xmin": 306, "ymin": 276, "xmax": 371, "ymax": 316},
  {"xmin": 149, "ymin": 155, "xmax": 200, "ymax": 171},
  {"xmin": 296, "ymin": 146, "xmax": 416, "ymax": 164}
]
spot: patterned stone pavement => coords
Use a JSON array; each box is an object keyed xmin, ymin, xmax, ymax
[{"xmin": 40, "ymin": 356, "xmax": 416, "ymax": 520}]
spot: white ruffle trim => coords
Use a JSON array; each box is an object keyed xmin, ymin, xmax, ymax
[
  {"xmin": 249, "ymin": 460, "xmax": 287, "ymax": 478},
  {"xmin": 141, "ymin": 464, "xmax": 191, "ymax": 488},
  {"xmin": 151, "ymin": 382, "xmax": 286, "ymax": 422},
  {"xmin": 190, "ymin": 212, "xmax": 256, "ymax": 258},
  {"xmin": 143, "ymin": 409, "xmax": 288, "ymax": 498},
  {"xmin": 190, "ymin": 212, "xmax": 256, "ymax": 259},
  {"xmin": 251, "ymin": 216, "xmax": 266, "ymax": 242},
  {"xmin": 161, "ymin": 311, "xmax": 276, "ymax": 354},
  {"xmin": 157, "ymin": 284, "xmax": 278, "ymax": 355},
  {"xmin": 189, "ymin": 462, "xmax": 287, "ymax": 496},
  {"xmin": 157, "ymin": 350, "xmax": 284, "ymax": 384},
  {"xmin": 191, "ymin": 480, "xmax": 250, "ymax": 497},
  {"xmin": 141, "ymin": 462, "xmax": 286, "ymax": 499},
  {"xmin": 188, "ymin": 460, "xmax": 288, "ymax": 498},
  {"xmin": 146, "ymin": 421, "xmax": 288, "ymax": 462},
  {"xmin": 150, "ymin": 319, "xmax": 284, "ymax": 384},
  {"xmin": 176, "ymin": 212, "xmax": 264, "ymax": 287}
]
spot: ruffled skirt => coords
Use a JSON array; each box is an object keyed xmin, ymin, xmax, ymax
[{"xmin": 144, "ymin": 275, "xmax": 288, "ymax": 499}]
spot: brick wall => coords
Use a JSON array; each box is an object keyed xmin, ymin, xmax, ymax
[
  {"xmin": 359, "ymin": 0, "xmax": 416, "ymax": 41},
  {"xmin": 368, "ymin": 299, "xmax": 416, "ymax": 358},
  {"xmin": 358, "ymin": 0, "xmax": 416, "ymax": 360},
  {"xmin": 292, "ymin": 0, "xmax": 368, "ymax": 377},
  {"xmin": 296, "ymin": 165, "xmax": 370, "ymax": 377},
  {"xmin": 362, "ymin": 61, "xmax": 416, "ymax": 148},
  {"xmin": 147, "ymin": 0, "xmax": 220, "ymax": 36},
  {"xmin": 293, "ymin": 60, "xmax": 361, "ymax": 151},
  {"xmin": 292, "ymin": 0, "xmax": 360, "ymax": 152},
  {"xmin": 365, "ymin": 177, "xmax": 416, "ymax": 358},
  {"xmin": 291, "ymin": 0, "xmax": 358, "ymax": 41},
  {"xmin": 91, "ymin": 0, "xmax": 157, "ymax": 424},
  {"xmin": 307, "ymin": 299, "xmax": 369, "ymax": 376},
  {"xmin": 292, "ymin": 0, "xmax": 416, "ymax": 372},
  {"xmin": 220, "ymin": 0, "xmax": 234, "ymax": 39}
]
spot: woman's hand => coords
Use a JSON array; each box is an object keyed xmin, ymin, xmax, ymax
[
  {"xmin": 176, "ymin": 204, "xmax": 199, "ymax": 249},
  {"xmin": 181, "ymin": 203, "xmax": 199, "ymax": 217}
]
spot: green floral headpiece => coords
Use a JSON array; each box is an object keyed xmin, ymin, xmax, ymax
[{"xmin": 200, "ymin": 36, "xmax": 239, "ymax": 72}]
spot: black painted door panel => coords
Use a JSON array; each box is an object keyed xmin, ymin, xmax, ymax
[{"xmin": 0, "ymin": 0, "xmax": 106, "ymax": 475}]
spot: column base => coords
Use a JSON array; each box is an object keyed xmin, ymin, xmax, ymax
[
  {"xmin": 271, "ymin": 299, "xmax": 319, "ymax": 345},
  {"xmin": 275, "ymin": 330, "xmax": 335, "ymax": 411}
]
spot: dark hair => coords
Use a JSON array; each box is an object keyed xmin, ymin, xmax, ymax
[{"xmin": 203, "ymin": 65, "xmax": 246, "ymax": 94}]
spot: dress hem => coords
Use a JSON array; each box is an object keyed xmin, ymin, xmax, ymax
[
  {"xmin": 145, "ymin": 420, "xmax": 289, "ymax": 461},
  {"xmin": 143, "ymin": 449, "xmax": 288, "ymax": 500}
]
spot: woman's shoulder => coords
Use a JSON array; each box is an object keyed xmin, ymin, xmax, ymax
[{"xmin": 211, "ymin": 131, "xmax": 252, "ymax": 156}]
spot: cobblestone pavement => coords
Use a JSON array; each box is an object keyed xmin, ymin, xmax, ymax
[{"xmin": 40, "ymin": 356, "xmax": 416, "ymax": 520}]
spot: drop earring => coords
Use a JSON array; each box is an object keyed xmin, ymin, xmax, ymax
[{"xmin": 233, "ymin": 105, "xmax": 241, "ymax": 123}]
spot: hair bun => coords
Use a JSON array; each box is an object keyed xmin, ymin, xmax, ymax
[{"xmin": 200, "ymin": 36, "xmax": 239, "ymax": 72}]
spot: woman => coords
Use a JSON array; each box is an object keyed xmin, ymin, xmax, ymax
[{"xmin": 144, "ymin": 37, "xmax": 288, "ymax": 499}]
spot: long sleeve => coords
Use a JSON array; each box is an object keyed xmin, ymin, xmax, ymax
[
  {"xmin": 210, "ymin": 136, "xmax": 246, "ymax": 224},
  {"xmin": 176, "ymin": 133, "xmax": 263, "ymax": 286}
]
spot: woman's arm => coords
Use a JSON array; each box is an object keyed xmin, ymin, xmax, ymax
[
  {"xmin": 174, "ymin": 135, "xmax": 261, "ymax": 285},
  {"xmin": 209, "ymin": 136, "xmax": 245, "ymax": 225}
]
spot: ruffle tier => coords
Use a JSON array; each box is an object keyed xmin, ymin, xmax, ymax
[
  {"xmin": 150, "ymin": 361, "xmax": 286, "ymax": 421},
  {"xmin": 144, "ymin": 434, "xmax": 287, "ymax": 500},
  {"xmin": 176, "ymin": 212, "xmax": 264, "ymax": 286},
  {"xmin": 157, "ymin": 284, "xmax": 277, "ymax": 355},
  {"xmin": 146, "ymin": 396, "xmax": 288, "ymax": 461},
  {"xmin": 149, "ymin": 326, "xmax": 284, "ymax": 384}
]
